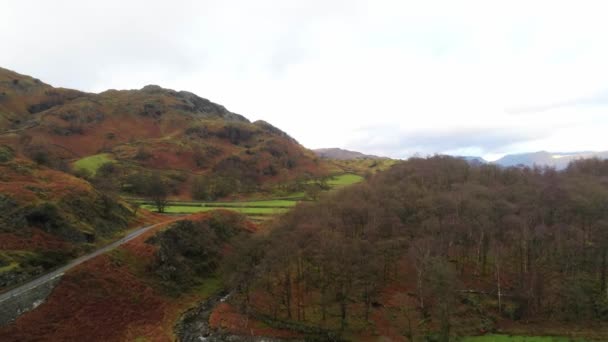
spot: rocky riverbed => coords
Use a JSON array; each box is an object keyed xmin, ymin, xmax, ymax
[{"xmin": 175, "ymin": 292, "xmax": 297, "ymax": 342}]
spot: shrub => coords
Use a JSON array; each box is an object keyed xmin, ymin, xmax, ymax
[{"xmin": 0, "ymin": 145, "xmax": 15, "ymax": 163}]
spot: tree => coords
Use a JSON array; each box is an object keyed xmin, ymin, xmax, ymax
[
  {"xmin": 304, "ymin": 183, "xmax": 323, "ymax": 201},
  {"xmin": 146, "ymin": 172, "xmax": 168, "ymax": 213},
  {"xmin": 427, "ymin": 258, "xmax": 459, "ymax": 342},
  {"xmin": 224, "ymin": 156, "xmax": 608, "ymax": 338}
]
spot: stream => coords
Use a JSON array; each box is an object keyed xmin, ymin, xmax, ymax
[{"xmin": 175, "ymin": 292, "xmax": 297, "ymax": 342}]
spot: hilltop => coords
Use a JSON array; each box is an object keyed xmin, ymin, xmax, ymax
[
  {"xmin": 0, "ymin": 67, "xmax": 328, "ymax": 199},
  {"xmin": 313, "ymin": 147, "xmax": 382, "ymax": 160}
]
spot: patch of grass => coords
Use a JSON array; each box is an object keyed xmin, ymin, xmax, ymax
[
  {"xmin": 275, "ymin": 174, "xmax": 363, "ymax": 200},
  {"xmin": 133, "ymin": 199, "xmax": 297, "ymax": 208},
  {"xmin": 73, "ymin": 153, "xmax": 113, "ymax": 175},
  {"xmin": 277, "ymin": 191, "xmax": 306, "ymax": 200},
  {"xmin": 327, "ymin": 173, "xmax": 364, "ymax": 187},
  {"xmin": 192, "ymin": 275, "xmax": 223, "ymax": 297},
  {"xmin": 141, "ymin": 205, "xmax": 287, "ymax": 215},
  {"xmin": 461, "ymin": 335, "xmax": 588, "ymax": 342},
  {"xmin": 206, "ymin": 200, "xmax": 297, "ymax": 208},
  {"xmin": 0, "ymin": 261, "xmax": 18, "ymax": 273},
  {"xmin": 325, "ymin": 158, "xmax": 398, "ymax": 175}
]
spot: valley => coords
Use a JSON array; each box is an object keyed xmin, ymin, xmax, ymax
[{"xmin": 0, "ymin": 66, "xmax": 607, "ymax": 342}]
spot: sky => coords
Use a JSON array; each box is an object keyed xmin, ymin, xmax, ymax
[{"xmin": 2, "ymin": 1, "xmax": 608, "ymax": 161}]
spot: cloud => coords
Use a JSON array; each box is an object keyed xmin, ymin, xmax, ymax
[
  {"xmin": 346, "ymin": 125, "xmax": 551, "ymax": 159},
  {"xmin": 2, "ymin": 0, "xmax": 608, "ymax": 159},
  {"xmin": 507, "ymin": 91, "xmax": 608, "ymax": 114}
]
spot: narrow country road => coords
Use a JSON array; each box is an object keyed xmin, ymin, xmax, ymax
[{"xmin": 0, "ymin": 219, "xmax": 175, "ymax": 304}]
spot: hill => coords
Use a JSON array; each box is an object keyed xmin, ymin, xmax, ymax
[
  {"xmin": 314, "ymin": 148, "xmax": 397, "ymax": 176},
  {"xmin": 313, "ymin": 147, "xmax": 382, "ymax": 160},
  {"xmin": 0, "ymin": 67, "xmax": 328, "ymax": 200},
  {"xmin": 458, "ymin": 156, "xmax": 487, "ymax": 166},
  {"xmin": 0, "ymin": 66, "xmax": 330, "ymax": 292}
]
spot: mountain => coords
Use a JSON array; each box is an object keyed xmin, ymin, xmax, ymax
[
  {"xmin": 313, "ymin": 147, "xmax": 381, "ymax": 160},
  {"xmin": 458, "ymin": 155, "xmax": 487, "ymax": 166},
  {"xmin": 494, "ymin": 151, "xmax": 608, "ymax": 169}
]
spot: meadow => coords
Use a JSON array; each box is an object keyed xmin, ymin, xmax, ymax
[
  {"xmin": 140, "ymin": 204, "xmax": 288, "ymax": 215},
  {"xmin": 73, "ymin": 153, "xmax": 114, "ymax": 175},
  {"xmin": 137, "ymin": 173, "xmax": 364, "ymax": 218},
  {"xmin": 326, "ymin": 173, "xmax": 363, "ymax": 187}
]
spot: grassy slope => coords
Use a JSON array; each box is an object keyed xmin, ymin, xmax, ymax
[
  {"xmin": 327, "ymin": 173, "xmax": 364, "ymax": 187},
  {"xmin": 73, "ymin": 153, "xmax": 113, "ymax": 175},
  {"xmin": 324, "ymin": 158, "xmax": 398, "ymax": 175}
]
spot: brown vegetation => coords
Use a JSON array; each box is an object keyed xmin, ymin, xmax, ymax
[
  {"xmin": 0, "ymin": 211, "xmax": 254, "ymax": 342},
  {"xmin": 223, "ymin": 156, "xmax": 608, "ymax": 340},
  {"xmin": 0, "ymin": 67, "xmax": 329, "ymax": 202}
]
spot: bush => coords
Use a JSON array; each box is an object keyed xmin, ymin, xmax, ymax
[
  {"xmin": 152, "ymin": 220, "xmax": 222, "ymax": 290},
  {"xmin": 0, "ymin": 145, "xmax": 15, "ymax": 163},
  {"xmin": 134, "ymin": 146, "xmax": 152, "ymax": 160},
  {"xmin": 150, "ymin": 212, "xmax": 249, "ymax": 293},
  {"xmin": 73, "ymin": 168, "xmax": 92, "ymax": 180},
  {"xmin": 191, "ymin": 175, "xmax": 240, "ymax": 200},
  {"xmin": 502, "ymin": 301, "xmax": 524, "ymax": 320},
  {"xmin": 26, "ymin": 250, "xmax": 75, "ymax": 270}
]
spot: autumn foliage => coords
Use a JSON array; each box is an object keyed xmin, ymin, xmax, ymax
[{"xmin": 223, "ymin": 156, "xmax": 608, "ymax": 340}]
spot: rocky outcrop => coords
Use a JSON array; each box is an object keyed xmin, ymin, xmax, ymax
[{"xmin": 0, "ymin": 274, "xmax": 62, "ymax": 326}]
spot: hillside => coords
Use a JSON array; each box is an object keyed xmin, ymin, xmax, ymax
[
  {"xmin": 0, "ymin": 211, "xmax": 261, "ymax": 341},
  {"xmin": 313, "ymin": 147, "xmax": 382, "ymax": 160},
  {"xmin": 0, "ymin": 67, "xmax": 328, "ymax": 200},
  {"xmin": 0, "ymin": 152, "xmax": 140, "ymax": 291},
  {"xmin": 0, "ymin": 66, "xmax": 330, "ymax": 293},
  {"xmin": 218, "ymin": 156, "xmax": 608, "ymax": 340}
]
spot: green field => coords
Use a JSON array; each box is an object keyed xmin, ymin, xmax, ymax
[
  {"xmin": 141, "ymin": 204, "xmax": 288, "ymax": 215},
  {"xmin": 73, "ymin": 153, "xmax": 113, "ymax": 175},
  {"xmin": 137, "ymin": 173, "xmax": 363, "ymax": 216},
  {"xmin": 461, "ymin": 335, "xmax": 588, "ymax": 342},
  {"xmin": 327, "ymin": 173, "xmax": 364, "ymax": 187},
  {"xmin": 205, "ymin": 200, "xmax": 297, "ymax": 208}
]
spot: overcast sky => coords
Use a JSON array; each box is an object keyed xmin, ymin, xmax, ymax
[{"xmin": 2, "ymin": 1, "xmax": 608, "ymax": 160}]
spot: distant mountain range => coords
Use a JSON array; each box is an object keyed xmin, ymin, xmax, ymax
[
  {"xmin": 314, "ymin": 148, "xmax": 608, "ymax": 170},
  {"xmin": 459, "ymin": 151, "xmax": 608, "ymax": 170},
  {"xmin": 313, "ymin": 148, "xmax": 382, "ymax": 160}
]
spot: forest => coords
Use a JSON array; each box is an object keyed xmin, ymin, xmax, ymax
[{"xmin": 222, "ymin": 156, "xmax": 608, "ymax": 340}]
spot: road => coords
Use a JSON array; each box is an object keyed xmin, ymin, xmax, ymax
[{"xmin": 0, "ymin": 220, "xmax": 174, "ymax": 304}]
